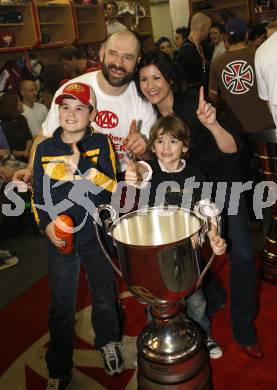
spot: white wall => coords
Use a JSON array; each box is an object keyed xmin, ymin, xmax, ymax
[
  {"xmin": 150, "ymin": 2, "xmax": 174, "ymax": 43},
  {"xmin": 169, "ymin": 0, "xmax": 190, "ymax": 32}
]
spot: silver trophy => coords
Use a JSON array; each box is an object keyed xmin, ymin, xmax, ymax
[{"xmin": 94, "ymin": 200, "xmax": 220, "ymax": 389}]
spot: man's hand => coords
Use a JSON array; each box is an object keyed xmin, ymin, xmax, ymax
[
  {"xmin": 45, "ymin": 221, "xmax": 65, "ymax": 248},
  {"xmin": 13, "ymin": 150, "xmax": 29, "ymax": 159},
  {"xmin": 123, "ymin": 119, "xmax": 147, "ymax": 157},
  {"xmin": 12, "ymin": 166, "xmax": 32, "ymax": 188},
  {"xmin": 196, "ymin": 86, "xmax": 217, "ymax": 128}
]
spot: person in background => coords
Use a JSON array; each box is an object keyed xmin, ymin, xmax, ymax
[
  {"xmin": 247, "ymin": 23, "xmax": 267, "ymax": 49},
  {"xmin": 255, "ymin": 20, "xmax": 277, "ymax": 128},
  {"xmin": 209, "ymin": 17, "xmax": 274, "ymax": 134},
  {"xmin": 125, "ymin": 114, "xmax": 226, "ymax": 359},
  {"xmin": 0, "ymin": 125, "xmax": 16, "ymax": 181},
  {"xmin": 173, "ymin": 26, "xmax": 189, "ymax": 63},
  {"xmin": 60, "ymin": 45, "xmax": 102, "ymax": 79},
  {"xmin": 19, "ymin": 79, "xmax": 48, "ymax": 137},
  {"xmin": 175, "ymin": 13, "xmax": 212, "ymax": 93},
  {"xmin": 39, "ymin": 64, "xmax": 66, "ymax": 109},
  {"xmin": 0, "ymin": 94, "xmax": 32, "ymax": 163},
  {"xmin": 0, "ymin": 125, "xmax": 10, "ymax": 163},
  {"xmin": 155, "ymin": 36, "xmax": 173, "ymax": 58},
  {"xmin": 209, "ymin": 17, "xmax": 274, "ymax": 223},
  {"xmin": 266, "ymin": 19, "xmax": 277, "ymax": 38},
  {"xmin": 0, "ymin": 179, "xmax": 19, "ymax": 269},
  {"xmin": 209, "ymin": 22, "xmax": 226, "ymax": 62},
  {"xmin": 32, "ymin": 82, "xmax": 123, "ymax": 389},
  {"xmin": 174, "ymin": 26, "xmax": 188, "ymax": 50},
  {"xmin": 104, "ymin": 1, "xmax": 127, "ymax": 35}
]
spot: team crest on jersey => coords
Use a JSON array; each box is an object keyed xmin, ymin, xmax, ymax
[
  {"xmin": 222, "ymin": 60, "xmax": 254, "ymax": 95},
  {"xmin": 96, "ymin": 110, "xmax": 119, "ymax": 128}
]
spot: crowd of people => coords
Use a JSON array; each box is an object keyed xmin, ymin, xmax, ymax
[{"xmin": 1, "ymin": 9, "xmax": 276, "ymax": 390}]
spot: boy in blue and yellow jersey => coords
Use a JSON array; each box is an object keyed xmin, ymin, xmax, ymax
[{"xmin": 32, "ymin": 82, "xmax": 124, "ymax": 390}]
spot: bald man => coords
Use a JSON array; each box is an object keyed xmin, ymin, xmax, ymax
[
  {"xmin": 19, "ymin": 79, "xmax": 48, "ymax": 137},
  {"xmin": 14, "ymin": 30, "xmax": 156, "ymax": 182},
  {"xmin": 175, "ymin": 12, "xmax": 212, "ymax": 92}
]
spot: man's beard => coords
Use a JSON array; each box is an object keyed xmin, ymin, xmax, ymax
[{"xmin": 102, "ymin": 63, "xmax": 134, "ymax": 87}]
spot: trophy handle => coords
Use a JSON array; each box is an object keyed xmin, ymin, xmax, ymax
[
  {"xmin": 194, "ymin": 200, "xmax": 221, "ymax": 287},
  {"xmin": 93, "ymin": 204, "xmax": 122, "ymax": 277}
]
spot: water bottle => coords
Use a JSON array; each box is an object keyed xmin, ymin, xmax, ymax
[{"xmin": 54, "ymin": 215, "xmax": 74, "ymax": 254}]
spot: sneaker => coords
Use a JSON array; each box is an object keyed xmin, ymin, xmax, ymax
[
  {"xmin": 46, "ymin": 372, "xmax": 72, "ymax": 390},
  {"xmin": 101, "ymin": 342, "xmax": 124, "ymax": 376},
  {"xmin": 206, "ymin": 337, "xmax": 223, "ymax": 359}
]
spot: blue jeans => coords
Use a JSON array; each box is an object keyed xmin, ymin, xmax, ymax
[
  {"xmin": 224, "ymin": 192, "xmax": 257, "ymax": 346},
  {"xmin": 186, "ymin": 288, "xmax": 210, "ymax": 336},
  {"xmin": 46, "ymin": 242, "xmax": 121, "ymax": 378}
]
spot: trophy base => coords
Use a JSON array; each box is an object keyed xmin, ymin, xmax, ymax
[
  {"xmin": 137, "ymin": 308, "xmax": 211, "ymax": 389},
  {"xmin": 137, "ymin": 369, "xmax": 212, "ymax": 390}
]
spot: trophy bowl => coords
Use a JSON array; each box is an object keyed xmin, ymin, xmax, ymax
[{"xmin": 94, "ymin": 201, "xmax": 219, "ymax": 389}]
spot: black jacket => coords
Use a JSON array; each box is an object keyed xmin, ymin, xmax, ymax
[
  {"xmin": 32, "ymin": 126, "xmax": 117, "ymax": 249},
  {"xmin": 140, "ymin": 157, "xmax": 206, "ymax": 208},
  {"xmin": 172, "ymin": 90, "xmax": 244, "ymax": 182}
]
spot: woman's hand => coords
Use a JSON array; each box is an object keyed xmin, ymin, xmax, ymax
[
  {"xmin": 196, "ymin": 86, "xmax": 217, "ymax": 128},
  {"xmin": 196, "ymin": 86, "xmax": 237, "ymax": 153}
]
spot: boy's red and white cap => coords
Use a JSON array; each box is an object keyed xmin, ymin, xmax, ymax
[{"xmin": 55, "ymin": 82, "xmax": 96, "ymax": 108}]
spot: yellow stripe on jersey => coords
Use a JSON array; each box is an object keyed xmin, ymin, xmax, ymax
[
  {"xmin": 83, "ymin": 149, "xmax": 100, "ymax": 158},
  {"xmin": 42, "ymin": 162, "xmax": 73, "ymax": 181},
  {"xmin": 41, "ymin": 156, "xmax": 68, "ymax": 162},
  {"xmin": 31, "ymin": 194, "xmax": 40, "ymax": 226},
  {"xmin": 74, "ymin": 168, "xmax": 117, "ymax": 193}
]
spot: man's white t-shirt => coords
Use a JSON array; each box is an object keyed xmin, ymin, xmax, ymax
[
  {"xmin": 212, "ymin": 41, "xmax": 226, "ymax": 62},
  {"xmin": 22, "ymin": 102, "xmax": 48, "ymax": 137},
  {"xmin": 42, "ymin": 71, "xmax": 157, "ymax": 171},
  {"xmin": 255, "ymin": 31, "xmax": 277, "ymax": 128}
]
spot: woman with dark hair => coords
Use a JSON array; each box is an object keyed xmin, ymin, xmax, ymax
[
  {"xmin": 135, "ymin": 49, "xmax": 262, "ymax": 360},
  {"xmin": 0, "ymin": 93, "xmax": 32, "ymax": 163}
]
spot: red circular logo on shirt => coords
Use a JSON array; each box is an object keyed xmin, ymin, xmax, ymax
[
  {"xmin": 96, "ymin": 111, "xmax": 119, "ymax": 129},
  {"xmin": 222, "ymin": 60, "xmax": 254, "ymax": 95}
]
